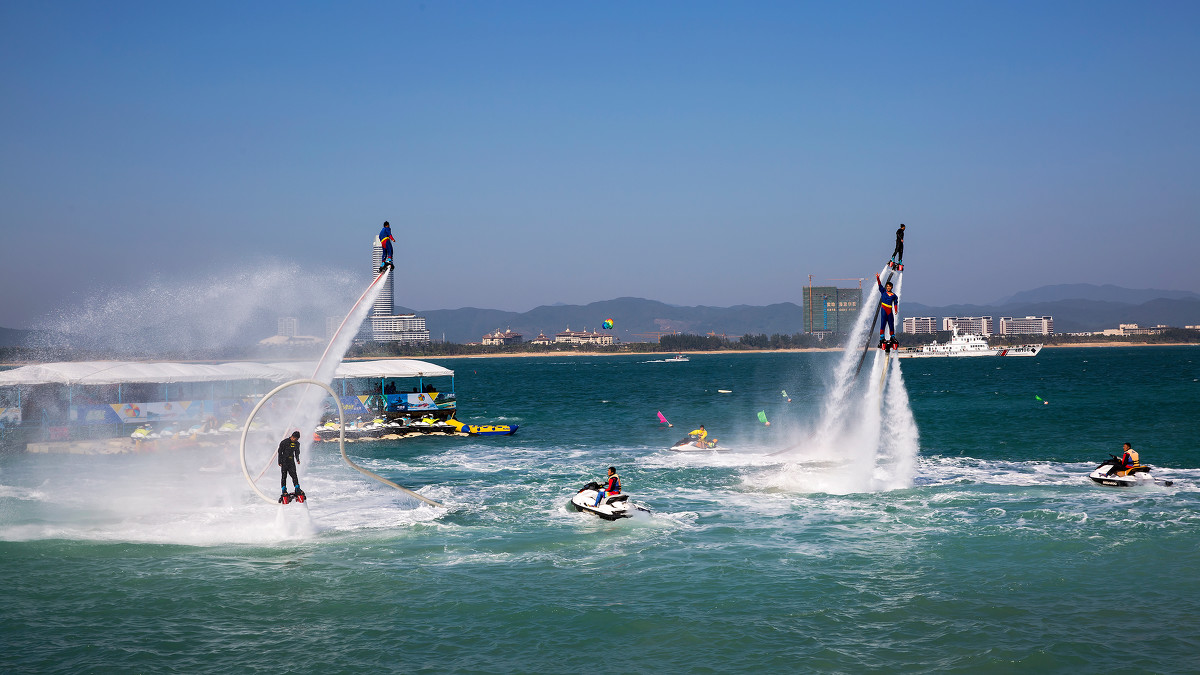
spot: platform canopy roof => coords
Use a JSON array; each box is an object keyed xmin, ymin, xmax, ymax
[{"xmin": 0, "ymin": 359, "xmax": 452, "ymax": 386}]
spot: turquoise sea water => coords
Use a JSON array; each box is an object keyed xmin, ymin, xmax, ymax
[{"xmin": 2, "ymin": 347, "xmax": 1199, "ymax": 673}]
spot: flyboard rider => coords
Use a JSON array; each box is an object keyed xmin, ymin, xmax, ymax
[
  {"xmin": 889, "ymin": 223, "xmax": 905, "ymax": 271},
  {"xmin": 378, "ymin": 220, "xmax": 395, "ymax": 273},
  {"xmin": 278, "ymin": 431, "xmax": 304, "ymax": 503},
  {"xmin": 875, "ymin": 273, "xmax": 899, "ymax": 350}
]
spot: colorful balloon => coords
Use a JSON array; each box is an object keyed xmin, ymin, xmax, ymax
[{"xmin": 602, "ymin": 319, "xmax": 614, "ymax": 329}]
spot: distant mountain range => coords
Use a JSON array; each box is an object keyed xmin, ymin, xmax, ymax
[
  {"xmin": 0, "ymin": 327, "xmax": 32, "ymax": 348},
  {"xmin": 4, "ymin": 284, "xmax": 1199, "ymax": 351},
  {"xmin": 407, "ymin": 284, "xmax": 1200, "ymax": 343},
  {"xmin": 405, "ymin": 298, "xmax": 808, "ymax": 344},
  {"xmin": 991, "ymin": 284, "xmax": 1200, "ymax": 306}
]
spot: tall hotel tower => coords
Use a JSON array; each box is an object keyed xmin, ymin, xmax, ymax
[
  {"xmin": 371, "ymin": 238, "xmax": 394, "ymax": 321},
  {"xmin": 368, "ymin": 236, "xmax": 431, "ymax": 343}
]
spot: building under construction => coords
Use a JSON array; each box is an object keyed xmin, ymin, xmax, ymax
[{"xmin": 804, "ymin": 285, "xmax": 863, "ymax": 334}]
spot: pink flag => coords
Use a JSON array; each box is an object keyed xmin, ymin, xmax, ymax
[{"xmin": 657, "ymin": 411, "xmax": 669, "ymax": 425}]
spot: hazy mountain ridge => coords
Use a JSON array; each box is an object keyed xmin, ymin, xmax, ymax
[
  {"xmin": 4, "ymin": 285, "xmax": 1199, "ymax": 350},
  {"xmin": 992, "ymin": 284, "xmax": 1200, "ymax": 306}
]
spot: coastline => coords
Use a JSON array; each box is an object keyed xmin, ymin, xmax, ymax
[
  {"xmin": 4, "ymin": 342, "xmax": 1197, "ymax": 368},
  {"xmin": 356, "ymin": 341, "xmax": 1200, "ymax": 361}
]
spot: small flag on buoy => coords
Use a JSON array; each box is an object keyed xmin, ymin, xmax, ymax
[
  {"xmin": 781, "ymin": 389, "xmax": 791, "ymax": 402},
  {"xmin": 657, "ymin": 411, "xmax": 672, "ymax": 427},
  {"xmin": 1035, "ymin": 395, "xmax": 1048, "ymax": 405},
  {"xmin": 757, "ymin": 410, "xmax": 770, "ymax": 426}
]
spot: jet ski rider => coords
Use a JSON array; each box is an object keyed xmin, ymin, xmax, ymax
[
  {"xmin": 593, "ymin": 467, "xmax": 621, "ymax": 506},
  {"xmin": 1106, "ymin": 442, "xmax": 1140, "ymax": 476},
  {"xmin": 689, "ymin": 424, "xmax": 708, "ymax": 448}
]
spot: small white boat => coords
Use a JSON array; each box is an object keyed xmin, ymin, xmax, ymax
[{"xmin": 663, "ymin": 354, "xmax": 689, "ymax": 362}]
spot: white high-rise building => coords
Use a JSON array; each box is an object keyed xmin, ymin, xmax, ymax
[
  {"xmin": 1000, "ymin": 316, "xmax": 1054, "ymax": 335},
  {"xmin": 277, "ymin": 317, "xmax": 298, "ymax": 338},
  {"xmin": 903, "ymin": 317, "xmax": 938, "ymax": 334},
  {"xmin": 368, "ymin": 234, "xmax": 431, "ymax": 344},
  {"xmin": 943, "ymin": 316, "xmax": 994, "ymax": 337},
  {"xmin": 371, "ymin": 238, "xmax": 394, "ymax": 320}
]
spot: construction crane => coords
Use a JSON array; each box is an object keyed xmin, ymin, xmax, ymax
[{"xmin": 828, "ymin": 278, "xmax": 864, "ymax": 289}]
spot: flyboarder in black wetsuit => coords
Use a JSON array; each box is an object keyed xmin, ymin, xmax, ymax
[
  {"xmin": 889, "ymin": 224, "xmax": 905, "ymax": 270},
  {"xmin": 278, "ymin": 431, "xmax": 304, "ymax": 503}
]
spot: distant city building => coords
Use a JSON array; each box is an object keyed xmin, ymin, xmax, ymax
[
  {"xmin": 277, "ymin": 317, "xmax": 298, "ymax": 338},
  {"xmin": 999, "ymin": 316, "xmax": 1054, "ymax": 335},
  {"xmin": 365, "ymin": 236, "xmax": 431, "ymax": 344},
  {"xmin": 555, "ymin": 327, "xmax": 615, "ymax": 345},
  {"xmin": 942, "ymin": 316, "xmax": 994, "ymax": 337},
  {"xmin": 369, "ymin": 314, "xmax": 430, "ymax": 343},
  {"xmin": 482, "ymin": 329, "xmax": 523, "ymax": 345},
  {"xmin": 529, "ymin": 332, "xmax": 553, "ymax": 345},
  {"xmin": 902, "ymin": 317, "xmax": 938, "ymax": 334},
  {"xmin": 1103, "ymin": 323, "xmax": 1169, "ymax": 336},
  {"xmin": 804, "ymin": 286, "xmax": 863, "ymax": 333},
  {"xmin": 262, "ymin": 317, "xmax": 321, "ymax": 347}
]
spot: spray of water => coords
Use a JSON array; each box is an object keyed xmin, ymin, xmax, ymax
[
  {"xmin": 31, "ymin": 260, "xmax": 361, "ymax": 358},
  {"xmin": 243, "ymin": 268, "xmax": 391, "ymax": 494},
  {"xmin": 756, "ymin": 264, "xmax": 920, "ymax": 494}
]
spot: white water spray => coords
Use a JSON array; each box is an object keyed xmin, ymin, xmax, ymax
[
  {"xmin": 761, "ymin": 264, "xmax": 920, "ymax": 494},
  {"xmin": 245, "ymin": 268, "xmax": 392, "ymax": 491}
]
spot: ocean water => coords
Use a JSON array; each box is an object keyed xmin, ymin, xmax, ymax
[{"xmin": 2, "ymin": 347, "xmax": 1200, "ymax": 673}]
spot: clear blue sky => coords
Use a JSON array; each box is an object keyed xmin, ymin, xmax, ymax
[{"xmin": 2, "ymin": 1, "xmax": 1197, "ymax": 329}]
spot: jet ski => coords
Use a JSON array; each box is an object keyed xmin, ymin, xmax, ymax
[
  {"xmin": 1089, "ymin": 456, "xmax": 1172, "ymax": 487},
  {"xmin": 570, "ymin": 481, "xmax": 648, "ymax": 520},
  {"xmin": 669, "ymin": 434, "xmax": 722, "ymax": 452}
]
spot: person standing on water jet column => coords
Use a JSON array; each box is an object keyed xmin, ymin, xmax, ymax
[
  {"xmin": 889, "ymin": 224, "xmax": 905, "ymax": 270},
  {"xmin": 378, "ymin": 221, "xmax": 394, "ymax": 273},
  {"xmin": 876, "ymin": 273, "xmax": 898, "ymax": 348},
  {"xmin": 278, "ymin": 431, "xmax": 302, "ymax": 496}
]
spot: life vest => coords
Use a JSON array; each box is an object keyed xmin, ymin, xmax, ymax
[
  {"xmin": 690, "ymin": 428, "xmax": 707, "ymax": 440},
  {"xmin": 1123, "ymin": 449, "xmax": 1140, "ymax": 466},
  {"xmin": 606, "ymin": 473, "xmax": 621, "ymax": 495}
]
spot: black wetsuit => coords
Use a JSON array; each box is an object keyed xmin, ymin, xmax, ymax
[
  {"xmin": 278, "ymin": 437, "xmax": 300, "ymax": 490},
  {"xmin": 892, "ymin": 226, "xmax": 905, "ymax": 262}
]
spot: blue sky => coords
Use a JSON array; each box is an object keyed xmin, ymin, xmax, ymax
[{"xmin": 2, "ymin": 1, "xmax": 1197, "ymax": 329}]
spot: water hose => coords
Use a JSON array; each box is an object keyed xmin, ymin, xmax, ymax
[{"xmin": 239, "ymin": 378, "xmax": 442, "ymax": 507}]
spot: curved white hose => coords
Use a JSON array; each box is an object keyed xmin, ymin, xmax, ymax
[{"xmin": 239, "ymin": 378, "xmax": 441, "ymax": 507}]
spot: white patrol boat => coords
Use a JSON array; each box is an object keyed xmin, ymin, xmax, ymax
[{"xmin": 896, "ymin": 328, "xmax": 1042, "ymax": 358}]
